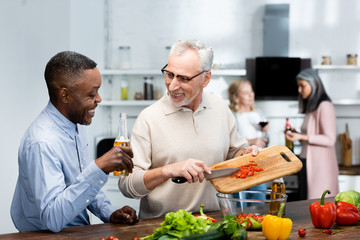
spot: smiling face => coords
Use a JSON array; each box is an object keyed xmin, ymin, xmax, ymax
[
  {"xmin": 65, "ymin": 68, "xmax": 102, "ymax": 125},
  {"xmin": 165, "ymin": 49, "xmax": 210, "ymax": 111},
  {"xmin": 297, "ymin": 78, "xmax": 312, "ymax": 100}
]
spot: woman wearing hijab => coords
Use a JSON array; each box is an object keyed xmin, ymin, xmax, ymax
[{"xmin": 286, "ymin": 68, "xmax": 339, "ymax": 200}]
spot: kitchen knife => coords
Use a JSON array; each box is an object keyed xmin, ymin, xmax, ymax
[{"xmin": 171, "ymin": 167, "xmax": 240, "ymax": 184}]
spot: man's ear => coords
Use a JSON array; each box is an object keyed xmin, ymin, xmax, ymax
[
  {"xmin": 202, "ymin": 71, "xmax": 212, "ymax": 88},
  {"xmin": 59, "ymin": 88, "xmax": 70, "ymax": 103}
]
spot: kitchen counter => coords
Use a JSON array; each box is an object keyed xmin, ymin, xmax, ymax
[{"xmin": 0, "ymin": 197, "xmax": 359, "ymax": 239}]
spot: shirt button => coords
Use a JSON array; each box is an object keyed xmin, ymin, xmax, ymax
[
  {"xmin": 86, "ymin": 199, "xmax": 90, "ymax": 203},
  {"xmin": 100, "ymin": 180, "xmax": 104, "ymax": 184}
]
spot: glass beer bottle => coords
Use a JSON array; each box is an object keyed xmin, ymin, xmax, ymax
[
  {"xmin": 113, "ymin": 113, "xmax": 130, "ymax": 176},
  {"xmin": 270, "ymin": 178, "xmax": 286, "ymax": 216},
  {"xmin": 285, "ymin": 118, "xmax": 294, "ymax": 152}
]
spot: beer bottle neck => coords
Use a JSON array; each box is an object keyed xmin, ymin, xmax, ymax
[{"xmin": 116, "ymin": 113, "xmax": 129, "ymax": 141}]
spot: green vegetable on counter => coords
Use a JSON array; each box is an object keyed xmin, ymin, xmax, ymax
[
  {"xmin": 181, "ymin": 215, "xmax": 247, "ymax": 240},
  {"xmin": 247, "ymin": 217, "xmax": 262, "ymax": 230},
  {"xmin": 140, "ymin": 209, "xmax": 213, "ymax": 240},
  {"xmin": 231, "ymin": 227, "xmax": 247, "ymax": 240},
  {"xmin": 216, "ymin": 215, "xmax": 247, "ymax": 240},
  {"xmin": 179, "ymin": 230, "xmax": 226, "ymax": 240},
  {"xmin": 335, "ymin": 190, "xmax": 360, "ymax": 213}
]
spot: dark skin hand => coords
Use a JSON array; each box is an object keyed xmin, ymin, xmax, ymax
[
  {"xmin": 95, "ymin": 146, "xmax": 134, "ymax": 174},
  {"xmin": 110, "ymin": 206, "xmax": 139, "ymax": 224}
]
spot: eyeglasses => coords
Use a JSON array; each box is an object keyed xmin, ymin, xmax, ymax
[{"xmin": 161, "ymin": 64, "xmax": 208, "ymax": 85}]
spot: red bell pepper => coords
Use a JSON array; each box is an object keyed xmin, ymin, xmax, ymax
[
  {"xmin": 194, "ymin": 204, "xmax": 217, "ymax": 223},
  {"xmin": 309, "ymin": 190, "xmax": 336, "ymax": 228},
  {"xmin": 335, "ymin": 201, "xmax": 360, "ymax": 225}
]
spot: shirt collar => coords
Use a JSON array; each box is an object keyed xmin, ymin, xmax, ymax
[
  {"xmin": 161, "ymin": 92, "xmax": 212, "ymax": 115},
  {"xmin": 46, "ymin": 101, "xmax": 78, "ymax": 140}
]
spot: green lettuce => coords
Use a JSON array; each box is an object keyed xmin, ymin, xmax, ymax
[
  {"xmin": 140, "ymin": 209, "xmax": 213, "ymax": 240},
  {"xmin": 216, "ymin": 215, "xmax": 247, "ymax": 239},
  {"xmin": 335, "ymin": 190, "xmax": 360, "ymax": 212}
]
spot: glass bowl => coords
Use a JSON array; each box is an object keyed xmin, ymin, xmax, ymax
[{"xmin": 216, "ymin": 190, "xmax": 288, "ymax": 217}]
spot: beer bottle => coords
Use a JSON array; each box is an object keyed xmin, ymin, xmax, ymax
[
  {"xmin": 270, "ymin": 178, "xmax": 286, "ymax": 216},
  {"xmin": 285, "ymin": 118, "xmax": 294, "ymax": 152},
  {"xmin": 113, "ymin": 113, "xmax": 130, "ymax": 176}
]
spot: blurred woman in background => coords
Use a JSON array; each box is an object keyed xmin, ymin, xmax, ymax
[
  {"xmin": 228, "ymin": 79, "xmax": 268, "ymax": 196},
  {"xmin": 228, "ymin": 79, "xmax": 269, "ymax": 148},
  {"xmin": 285, "ymin": 68, "xmax": 339, "ymax": 199}
]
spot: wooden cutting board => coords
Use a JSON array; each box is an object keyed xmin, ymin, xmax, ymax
[{"xmin": 209, "ymin": 145, "xmax": 303, "ymax": 194}]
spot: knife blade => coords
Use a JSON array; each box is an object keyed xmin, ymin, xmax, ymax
[{"xmin": 171, "ymin": 167, "xmax": 240, "ymax": 184}]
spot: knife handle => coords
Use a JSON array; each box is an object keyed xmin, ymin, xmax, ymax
[{"xmin": 171, "ymin": 177, "xmax": 187, "ymax": 184}]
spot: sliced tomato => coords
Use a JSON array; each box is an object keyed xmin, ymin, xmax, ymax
[{"xmin": 234, "ymin": 161, "xmax": 264, "ymax": 179}]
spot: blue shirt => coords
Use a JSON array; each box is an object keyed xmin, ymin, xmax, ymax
[{"xmin": 11, "ymin": 102, "xmax": 116, "ymax": 232}]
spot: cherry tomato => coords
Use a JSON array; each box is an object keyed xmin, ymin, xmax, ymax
[
  {"xmin": 108, "ymin": 236, "xmax": 115, "ymax": 240},
  {"xmin": 99, "ymin": 238, "xmax": 106, "ymax": 240},
  {"xmin": 298, "ymin": 228, "xmax": 306, "ymax": 237},
  {"xmin": 132, "ymin": 238, "xmax": 140, "ymax": 240}
]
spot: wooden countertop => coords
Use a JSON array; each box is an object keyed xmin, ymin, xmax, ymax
[{"xmin": 1, "ymin": 197, "xmax": 359, "ymax": 239}]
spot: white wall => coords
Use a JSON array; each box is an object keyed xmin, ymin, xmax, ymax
[
  {"xmin": 0, "ymin": 0, "xmax": 103, "ymax": 234},
  {"xmin": 1, "ymin": 0, "xmax": 360, "ymax": 234},
  {"xmin": 0, "ymin": 0, "xmax": 70, "ymax": 234},
  {"xmin": 107, "ymin": 0, "xmax": 360, "ymax": 68}
]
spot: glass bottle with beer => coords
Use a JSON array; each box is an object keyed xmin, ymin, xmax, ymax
[
  {"xmin": 270, "ymin": 177, "xmax": 286, "ymax": 216},
  {"xmin": 113, "ymin": 113, "xmax": 130, "ymax": 176}
]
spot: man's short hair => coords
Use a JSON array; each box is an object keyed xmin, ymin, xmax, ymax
[{"xmin": 44, "ymin": 51, "xmax": 97, "ymax": 102}]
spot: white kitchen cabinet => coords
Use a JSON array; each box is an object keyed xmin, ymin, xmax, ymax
[{"xmin": 338, "ymin": 175, "xmax": 360, "ymax": 192}]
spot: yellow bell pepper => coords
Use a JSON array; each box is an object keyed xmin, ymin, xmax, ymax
[{"xmin": 262, "ymin": 203, "xmax": 292, "ymax": 240}]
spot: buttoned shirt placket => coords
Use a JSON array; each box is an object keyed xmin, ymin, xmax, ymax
[{"xmin": 75, "ymin": 125, "xmax": 83, "ymax": 172}]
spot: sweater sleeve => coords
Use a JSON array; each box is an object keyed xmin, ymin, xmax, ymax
[{"xmin": 307, "ymin": 101, "xmax": 337, "ymax": 147}]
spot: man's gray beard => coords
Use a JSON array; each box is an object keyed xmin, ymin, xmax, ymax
[{"xmin": 165, "ymin": 90, "xmax": 199, "ymax": 108}]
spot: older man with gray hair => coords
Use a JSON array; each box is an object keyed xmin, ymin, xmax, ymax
[{"xmin": 119, "ymin": 39, "xmax": 259, "ymax": 219}]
